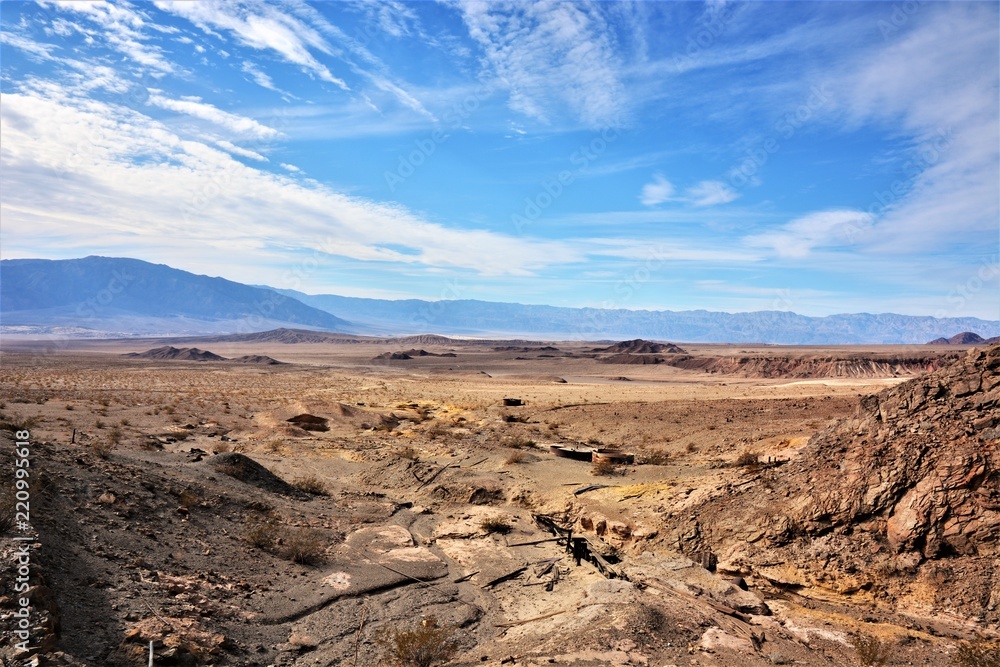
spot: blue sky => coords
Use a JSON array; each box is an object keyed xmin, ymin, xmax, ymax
[{"xmin": 1, "ymin": 0, "xmax": 998, "ymax": 319}]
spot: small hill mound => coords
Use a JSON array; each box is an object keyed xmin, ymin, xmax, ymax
[
  {"xmin": 207, "ymin": 453, "xmax": 307, "ymax": 498},
  {"xmin": 928, "ymin": 331, "xmax": 987, "ymax": 345},
  {"xmin": 599, "ymin": 339, "xmax": 685, "ymax": 354},
  {"xmin": 599, "ymin": 353, "xmax": 664, "ymax": 365},
  {"xmin": 373, "ymin": 352, "xmax": 412, "ymax": 361},
  {"xmin": 230, "ymin": 355, "xmax": 286, "ymax": 365},
  {"xmin": 125, "ymin": 346, "xmax": 227, "ymax": 361}
]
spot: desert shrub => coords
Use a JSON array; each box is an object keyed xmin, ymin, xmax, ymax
[
  {"xmin": 380, "ymin": 618, "xmax": 457, "ymax": 667},
  {"xmin": 587, "ymin": 438, "xmax": 603, "ymax": 446},
  {"xmin": 591, "ymin": 458, "xmax": 620, "ymax": 476},
  {"xmin": 851, "ymin": 631, "xmax": 890, "ymax": 666},
  {"xmin": 504, "ymin": 450, "xmax": 527, "ymax": 465},
  {"xmin": 119, "ymin": 418, "xmax": 130, "ymax": 426},
  {"xmin": 396, "ymin": 446, "xmax": 419, "ymax": 461},
  {"xmin": 641, "ymin": 449, "xmax": 671, "ymax": 466},
  {"xmin": 94, "ymin": 419, "xmax": 106, "ymax": 430},
  {"xmin": 502, "ymin": 414, "xmax": 528, "ymax": 423},
  {"xmin": 243, "ymin": 512, "xmax": 281, "ymax": 550},
  {"xmin": 954, "ymin": 640, "xmax": 1000, "ymax": 667},
  {"xmin": 685, "ymin": 442, "xmax": 698, "ymax": 453},
  {"xmin": 0, "ymin": 487, "xmax": 15, "ymax": 534},
  {"xmin": 501, "ymin": 435, "xmax": 535, "ymax": 449},
  {"xmin": 212, "ymin": 441, "xmax": 232, "ymax": 454},
  {"xmin": 281, "ymin": 527, "xmax": 327, "ymax": 565},
  {"xmin": 65, "ymin": 404, "xmax": 74, "ymax": 411},
  {"xmin": 480, "ymin": 516, "xmax": 512, "ymax": 534},
  {"xmin": 178, "ymin": 489, "xmax": 199, "ymax": 507},
  {"xmin": 293, "ymin": 475, "xmax": 330, "ymax": 496},
  {"xmin": 0, "ymin": 413, "xmax": 42, "ymax": 432},
  {"xmin": 107, "ymin": 427, "xmax": 123, "ymax": 445},
  {"xmin": 735, "ymin": 449, "xmax": 760, "ymax": 468},
  {"xmin": 264, "ymin": 439, "xmax": 284, "ymax": 454},
  {"xmin": 90, "ymin": 439, "xmax": 114, "ymax": 459},
  {"xmin": 426, "ymin": 424, "xmax": 449, "ymax": 440}
]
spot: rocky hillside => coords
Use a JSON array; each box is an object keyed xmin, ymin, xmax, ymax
[
  {"xmin": 664, "ymin": 352, "xmax": 959, "ymax": 378},
  {"xmin": 682, "ymin": 345, "xmax": 1000, "ymax": 621}
]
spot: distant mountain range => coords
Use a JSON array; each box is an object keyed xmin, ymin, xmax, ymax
[
  {"xmin": 2, "ymin": 256, "xmax": 999, "ymax": 344},
  {"xmin": 0, "ymin": 257, "xmax": 350, "ymax": 335}
]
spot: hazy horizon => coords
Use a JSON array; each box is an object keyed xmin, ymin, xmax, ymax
[{"xmin": 1, "ymin": 1, "xmax": 998, "ymax": 320}]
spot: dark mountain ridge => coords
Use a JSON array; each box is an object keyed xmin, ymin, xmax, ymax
[{"xmin": 1, "ymin": 257, "xmax": 350, "ymax": 335}]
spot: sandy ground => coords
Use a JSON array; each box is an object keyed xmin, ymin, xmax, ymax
[{"xmin": 0, "ymin": 337, "xmax": 989, "ymax": 666}]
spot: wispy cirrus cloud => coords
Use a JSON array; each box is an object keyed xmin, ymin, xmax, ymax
[
  {"xmin": 744, "ymin": 209, "xmax": 873, "ymax": 258},
  {"xmin": 146, "ymin": 92, "xmax": 280, "ymax": 140},
  {"xmin": 0, "ymin": 84, "xmax": 581, "ymax": 281},
  {"xmin": 830, "ymin": 2, "xmax": 998, "ymax": 256},
  {"xmin": 153, "ymin": 0, "xmax": 348, "ymax": 88},
  {"xmin": 686, "ymin": 180, "xmax": 739, "ymax": 207},
  {"xmin": 48, "ymin": 0, "xmax": 176, "ymax": 75},
  {"xmin": 455, "ymin": 0, "xmax": 628, "ymax": 128}
]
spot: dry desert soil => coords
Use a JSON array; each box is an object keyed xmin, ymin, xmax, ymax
[{"xmin": 0, "ymin": 334, "xmax": 997, "ymax": 667}]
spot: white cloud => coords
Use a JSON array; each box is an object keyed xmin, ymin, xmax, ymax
[
  {"xmin": 154, "ymin": 0, "xmax": 348, "ymax": 88},
  {"xmin": 744, "ymin": 209, "xmax": 873, "ymax": 258},
  {"xmin": 48, "ymin": 1, "xmax": 175, "ymax": 75},
  {"xmin": 215, "ymin": 140, "xmax": 267, "ymax": 162},
  {"xmin": 280, "ymin": 163, "xmax": 301, "ymax": 173},
  {"xmin": 147, "ymin": 92, "xmax": 279, "ymax": 140},
  {"xmin": 639, "ymin": 174, "xmax": 675, "ymax": 206},
  {"xmin": 830, "ymin": 3, "xmax": 998, "ymax": 255},
  {"xmin": 241, "ymin": 60, "xmax": 280, "ymax": 92},
  {"xmin": 0, "ymin": 31, "xmax": 59, "ymax": 59},
  {"xmin": 686, "ymin": 180, "xmax": 739, "ymax": 207},
  {"xmin": 0, "ymin": 87, "xmax": 580, "ymax": 279},
  {"xmin": 455, "ymin": 0, "xmax": 627, "ymax": 128}
]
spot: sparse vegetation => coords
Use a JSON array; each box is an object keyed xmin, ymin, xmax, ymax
[
  {"xmin": 501, "ymin": 435, "xmax": 535, "ymax": 449},
  {"xmin": 735, "ymin": 449, "xmax": 760, "ymax": 468},
  {"xmin": 591, "ymin": 458, "xmax": 620, "ymax": 476},
  {"xmin": 396, "ymin": 446, "xmax": 419, "ymax": 461},
  {"xmin": 90, "ymin": 439, "xmax": 114, "ymax": 459},
  {"xmin": 293, "ymin": 475, "xmax": 330, "ymax": 496},
  {"xmin": 0, "ymin": 487, "xmax": 15, "ymax": 534},
  {"xmin": 281, "ymin": 527, "xmax": 327, "ymax": 565},
  {"xmin": 479, "ymin": 516, "xmax": 512, "ymax": 534},
  {"xmin": 504, "ymin": 450, "xmax": 527, "ymax": 465},
  {"xmin": 851, "ymin": 631, "xmax": 891, "ymax": 666},
  {"xmin": 954, "ymin": 640, "xmax": 1000, "ymax": 667},
  {"xmin": 243, "ymin": 512, "xmax": 281, "ymax": 550},
  {"xmin": 379, "ymin": 618, "xmax": 458, "ymax": 667},
  {"xmin": 640, "ymin": 449, "xmax": 671, "ymax": 465}
]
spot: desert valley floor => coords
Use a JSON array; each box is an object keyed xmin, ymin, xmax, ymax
[{"xmin": 0, "ymin": 334, "xmax": 997, "ymax": 666}]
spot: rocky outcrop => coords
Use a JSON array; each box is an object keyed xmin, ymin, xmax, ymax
[
  {"xmin": 783, "ymin": 345, "xmax": 1000, "ymax": 558},
  {"xmin": 681, "ymin": 345, "xmax": 1000, "ymax": 620},
  {"xmin": 663, "ymin": 352, "xmax": 957, "ymax": 378}
]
